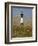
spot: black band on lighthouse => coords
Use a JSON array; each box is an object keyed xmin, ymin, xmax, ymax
[{"xmin": 21, "ymin": 14, "xmax": 23, "ymax": 17}]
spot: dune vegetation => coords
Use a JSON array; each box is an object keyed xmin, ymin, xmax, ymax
[
  {"xmin": 11, "ymin": 16, "xmax": 32, "ymax": 38},
  {"xmin": 11, "ymin": 24, "xmax": 32, "ymax": 38}
]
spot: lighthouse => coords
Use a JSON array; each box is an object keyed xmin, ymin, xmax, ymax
[{"xmin": 20, "ymin": 11, "xmax": 23, "ymax": 25}]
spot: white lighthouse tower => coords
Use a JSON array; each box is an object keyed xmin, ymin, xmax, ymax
[{"xmin": 20, "ymin": 11, "xmax": 23, "ymax": 25}]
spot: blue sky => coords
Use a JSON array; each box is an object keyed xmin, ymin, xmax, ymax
[{"xmin": 11, "ymin": 7, "xmax": 32, "ymax": 17}]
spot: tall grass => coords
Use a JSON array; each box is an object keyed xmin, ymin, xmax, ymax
[
  {"xmin": 11, "ymin": 16, "xmax": 32, "ymax": 38},
  {"xmin": 11, "ymin": 24, "xmax": 32, "ymax": 38}
]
